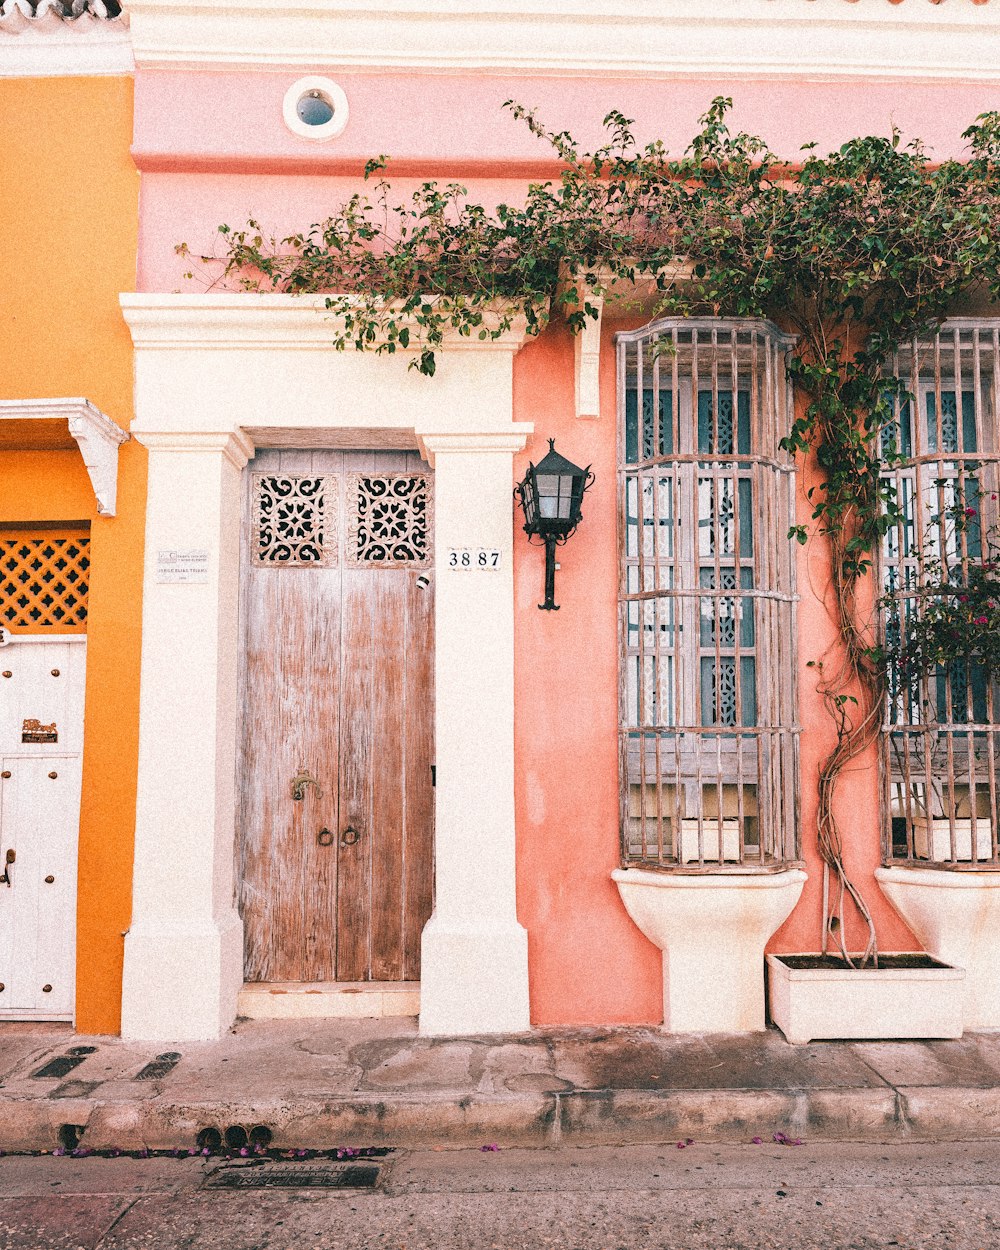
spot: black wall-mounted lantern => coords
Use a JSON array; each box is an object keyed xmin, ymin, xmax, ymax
[{"xmin": 515, "ymin": 438, "xmax": 594, "ymax": 611}]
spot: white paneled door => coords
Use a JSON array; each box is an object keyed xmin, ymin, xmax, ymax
[{"xmin": 0, "ymin": 637, "xmax": 86, "ymax": 1020}]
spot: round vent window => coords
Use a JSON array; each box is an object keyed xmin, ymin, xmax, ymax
[{"xmin": 283, "ymin": 77, "xmax": 349, "ymax": 141}]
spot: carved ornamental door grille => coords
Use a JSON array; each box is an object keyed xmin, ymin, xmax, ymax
[
  {"xmin": 238, "ymin": 450, "xmax": 434, "ymax": 983},
  {"xmin": 617, "ymin": 320, "xmax": 800, "ymax": 870},
  {"xmin": 880, "ymin": 322, "xmax": 1000, "ymax": 866}
]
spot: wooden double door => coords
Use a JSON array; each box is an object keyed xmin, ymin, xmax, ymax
[{"xmin": 238, "ymin": 450, "xmax": 434, "ymax": 984}]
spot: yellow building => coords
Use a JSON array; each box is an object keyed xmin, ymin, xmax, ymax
[{"xmin": 0, "ymin": 1, "xmax": 141, "ymax": 1034}]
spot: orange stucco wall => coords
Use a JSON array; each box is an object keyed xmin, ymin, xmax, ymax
[{"xmin": 0, "ymin": 75, "xmax": 143, "ymax": 1034}]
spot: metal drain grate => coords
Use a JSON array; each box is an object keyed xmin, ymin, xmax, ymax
[
  {"xmin": 31, "ymin": 1047, "xmax": 96, "ymax": 1080},
  {"xmin": 206, "ymin": 1164, "xmax": 381, "ymax": 1191},
  {"xmin": 134, "ymin": 1052, "xmax": 181, "ymax": 1082}
]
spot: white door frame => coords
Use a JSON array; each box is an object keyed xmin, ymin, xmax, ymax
[{"xmin": 120, "ymin": 293, "xmax": 533, "ymax": 1040}]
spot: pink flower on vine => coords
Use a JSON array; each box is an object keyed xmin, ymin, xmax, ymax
[
  {"xmin": 966, "ymin": 507, "xmax": 978, "ymax": 517},
  {"xmin": 976, "ymin": 616, "xmax": 989, "ymax": 625}
]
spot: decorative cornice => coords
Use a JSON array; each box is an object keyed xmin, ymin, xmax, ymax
[
  {"xmin": 0, "ymin": 397, "xmax": 129, "ymax": 515},
  {"xmin": 132, "ymin": 427, "xmax": 256, "ymax": 468},
  {"xmin": 0, "ymin": 6, "xmax": 132, "ymax": 77},
  {"xmin": 417, "ymin": 428, "xmax": 534, "ymax": 459},
  {"xmin": 120, "ymin": 293, "xmax": 532, "ymax": 353},
  {"xmin": 125, "ymin": 0, "xmax": 1000, "ymax": 81}
]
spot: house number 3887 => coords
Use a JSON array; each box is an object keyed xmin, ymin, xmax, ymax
[{"xmin": 447, "ymin": 548, "xmax": 501, "ymax": 570}]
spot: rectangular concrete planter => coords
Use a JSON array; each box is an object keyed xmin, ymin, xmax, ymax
[
  {"xmin": 767, "ymin": 953, "xmax": 965, "ymax": 1045},
  {"xmin": 912, "ymin": 818, "xmax": 994, "ymax": 863},
  {"xmin": 678, "ymin": 818, "xmax": 741, "ymax": 864}
]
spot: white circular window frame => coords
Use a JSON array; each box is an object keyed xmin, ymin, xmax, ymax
[{"xmin": 283, "ymin": 77, "xmax": 349, "ymax": 142}]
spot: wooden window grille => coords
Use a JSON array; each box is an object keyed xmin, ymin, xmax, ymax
[
  {"xmin": 347, "ymin": 473, "xmax": 433, "ymax": 568},
  {"xmin": 880, "ymin": 321, "xmax": 1000, "ymax": 866},
  {"xmin": 252, "ymin": 473, "xmax": 338, "ymax": 567},
  {"xmin": 617, "ymin": 319, "xmax": 800, "ymax": 870},
  {"xmin": 0, "ymin": 531, "xmax": 90, "ymax": 633}
]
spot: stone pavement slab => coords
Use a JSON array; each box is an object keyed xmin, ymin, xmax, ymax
[{"xmin": 2, "ymin": 1019, "xmax": 1000, "ymax": 1153}]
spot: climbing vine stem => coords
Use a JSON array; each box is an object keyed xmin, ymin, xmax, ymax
[{"xmin": 185, "ymin": 99, "xmax": 1000, "ymax": 962}]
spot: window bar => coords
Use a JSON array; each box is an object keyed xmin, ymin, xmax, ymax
[
  {"xmin": 955, "ymin": 328, "xmax": 980, "ymax": 861},
  {"xmin": 730, "ymin": 327, "xmax": 745, "ymax": 865},
  {"xmin": 899, "ymin": 343, "xmax": 919, "ymax": 861},
  {"xmin": 935, "ymin": 332, "xmax": 961, "ymax": 862},
  {"xmin": 690, "ymin": 331, "xmax": 707, "ymax": 861},
  {"xmin": 989, "ymin": 680, "xmax": 1000, "ymax": 862},
  {"xmin": 669, "ymin": 328, "xmax": 684, "ymax": 861},
  {"xmin": 726, "ymin": 329, "xmax": 744, "ymax": 862},
  {"xmin": 618, "ymin": 336, "xmax": 633, "ymax": 861},
  {"xmin": 650, "ymin": 347, "xmax": 666, "ymax": 865},
  {"xmin": 914, "ymin": 336, "xmax": 937, "ymax": 860},
  {"xmin": 711, "ymin": 327, "xmax": 725, "ymax": 863},
  {"xmin": 986, "ymin": 329, "xmax": 1000, "ymax": 862},
  {"xmin": 635, "ymin": 339, "xmax": 650, "ymax": 862}
]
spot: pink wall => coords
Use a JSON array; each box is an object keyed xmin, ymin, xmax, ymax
[
  {"xmin": 134, "ymin": 63, "xmax": 972, "ymax": 1024},
  {"xmin": 513, "ymin": 319, "xmax": 662, "ymax": 1025},
  {"xmin": 134, "ymin": 68, "xmax": 996, "ymax": 174}
]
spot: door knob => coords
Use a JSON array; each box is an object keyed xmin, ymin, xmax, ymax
[
  {"xmin": 0, "ymin": 848, "xmax": 14, "ymax": 887},
  {"xmin": 317, "ymin": 828, "xmax": 335, "ymax": 847},
  {"xmin": 340, "ymin": 827, "xmax": 360, "ymax": 847}
]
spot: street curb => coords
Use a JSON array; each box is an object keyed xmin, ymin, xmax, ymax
[{"xmin": 4, "ymin": 1086, "xmax": 1000, "ymax": 1152}]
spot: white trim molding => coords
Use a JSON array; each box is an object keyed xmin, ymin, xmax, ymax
[
  {"xmin": 124, "ymin": 0, "xmax": 1000, "ymax": 81},
  {"xmin": 570, "ymin": 288, "xmax": 603, "ymax": 421},
  {"xmin": 119, "ymin": 293, "xmax": 530, "ymax": 352},
  {"xmin": 120, "ymin": 292, "xmax": 532, "ymax": 1040},
  {"xmin": 0, "ymin": 397, "xmax": 129, "ymax": 516}
]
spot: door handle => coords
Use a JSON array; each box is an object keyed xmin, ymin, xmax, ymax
[
  {"xmin": 0, "ymin": 848, "xmax": 14, "ymax": 887},
  {"xmin": 340, "ymin": 827, "xmax": 360, "ymax": 847},
  {"xmin": 290, "ymin": 768, "xmax": 323, "ymax": 802}
]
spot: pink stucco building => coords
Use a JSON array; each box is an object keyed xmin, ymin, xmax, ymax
[{"xmin": 8, "ymin": 0, "xmax": 1000, "ymax": 1042}]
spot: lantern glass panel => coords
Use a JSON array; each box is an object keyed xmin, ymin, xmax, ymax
[
  {"xmin": 521, "ymin": 475, "xmax": 539, "ymax": 527},
  {"xmin": 537, "ymin": 473, "xmax": 574, "ymax": 520}
]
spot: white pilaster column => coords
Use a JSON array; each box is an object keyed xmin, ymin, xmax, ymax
[
  {"xmin": 121, "ymin": 429, "xmax": 253, "ymax": 1041},
  {"xmin": 417, "ymin": 429, "xmax": 532, "ymax": 1036}
]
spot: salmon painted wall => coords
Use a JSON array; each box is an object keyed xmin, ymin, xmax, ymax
[
  {"xmin": 0, "ymin": 75, "xmax": 143, "ymax": 1034},
  {"xmin": 131, "ymin": 66, "xmax": 984, "ymax": 1024}
]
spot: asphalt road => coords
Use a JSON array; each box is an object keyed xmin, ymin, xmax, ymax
[{"xmin": 2, "ymin": 1141, "xmax": 1000, "ymax": 1249}]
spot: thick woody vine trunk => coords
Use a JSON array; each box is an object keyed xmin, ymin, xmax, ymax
[{"xmin": 814, "ymin": 514, "xmax": 885, "ymax": 966}]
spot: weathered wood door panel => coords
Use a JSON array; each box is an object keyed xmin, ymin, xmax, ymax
[
  {"xmin": 240, "ymin": 563, "xmax": 341, "ymax": 983},
  {"xmin": 238, "ymin": 450, "xmax": 434, "ymax": 984}
]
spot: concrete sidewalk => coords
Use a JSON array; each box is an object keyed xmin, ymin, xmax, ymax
[{"xmin": 3, "ymin": 1017, "xmax": 1000, "ymax": 1153}]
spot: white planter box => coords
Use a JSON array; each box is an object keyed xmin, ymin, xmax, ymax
[
  {"xmin": 912, "ymin": 818, "xmax": 995, "ymax": 863},
  {"xmin": 767, "ymin": 953, "xmax": 964, "ymax": 1045},
  {"xmin": 679, "ymin": 818, "xmax": 741, "ymax": 863}
]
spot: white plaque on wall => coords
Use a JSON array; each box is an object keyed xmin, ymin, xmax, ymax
[{"xmin": 155, "ymin": 549, "xmax": 210, "ymax": 584}]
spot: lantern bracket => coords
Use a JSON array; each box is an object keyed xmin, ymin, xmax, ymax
[{"xmin": 514, "ymin": 438, "xmax": 594, "ymax": 611}]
